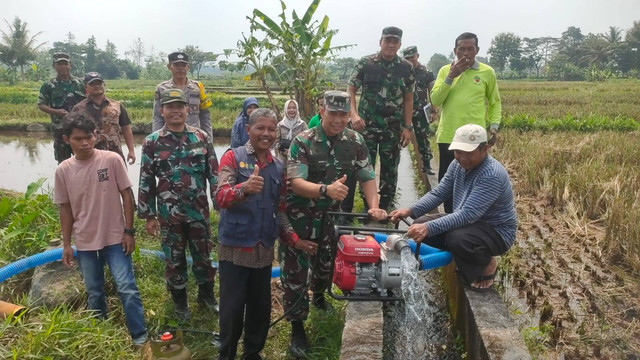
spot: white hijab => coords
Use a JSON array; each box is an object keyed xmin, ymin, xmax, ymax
[{"xmin": 282, "ymin": 99, "xmax": 302, "ymax": 140}]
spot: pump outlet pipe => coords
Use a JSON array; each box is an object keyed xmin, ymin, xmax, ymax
[{"xmin": 373, "ymin": 232, "xmax": 452, "ymax": 270}]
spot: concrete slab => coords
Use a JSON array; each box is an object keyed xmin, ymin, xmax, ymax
[{"xmin": 340, "ymin": 301, "xmax": 383, "ymax": 360}]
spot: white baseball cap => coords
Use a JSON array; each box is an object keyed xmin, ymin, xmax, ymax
[{"xmin": 448, "ymin": 124, "xmax": 487, "ymax": 152}]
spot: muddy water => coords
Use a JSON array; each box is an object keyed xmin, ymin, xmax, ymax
[{"xmin": 0, "ymin": 132, "xmax": 231, "ymax": 194}]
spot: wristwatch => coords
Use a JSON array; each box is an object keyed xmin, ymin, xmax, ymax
[
  {"xmin": 319, "ymin": 184, "xmax": 328, "ymax": 196},
  {"xmin": 124, "ymin": 228, "xmax": 136, "ymax": 236},
  {"xmin": 402, "ymin": 124, "xmax": 414, "ymax": 131}
]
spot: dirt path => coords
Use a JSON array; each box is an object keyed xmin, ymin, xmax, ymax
[{"xmin": 505, "ymin": 193, "xmax": 640, "ymax": 359}]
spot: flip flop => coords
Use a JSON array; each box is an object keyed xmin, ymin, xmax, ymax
[{"xmin": 462, "ymin": 270, "xmax": 497, "ymax": 293}]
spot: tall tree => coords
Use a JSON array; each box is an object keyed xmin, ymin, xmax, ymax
[
  {"xmin": 600, "ymin": 26, "xmax": 623, "ymax": 45},
  {"xmin": 488, "ymin": 32, "xmax": 521, "ymax": 73},
  {"xmin": 426, "ymin": 53, "xmax": 449, "ymax": 74},
  {"xmin": 0, "ymin": 17, "xmax": 45, "ymax": 81},
  {"xmin": 249, "ymin": 0, "xmax": 352, "ymax": 116},
  {"xmin": 181, "ymin": 45, "xmax": 218, "ymax": 79},
  {"xmin": 84, "ymin": 36, "xmax": 98, "ymax": 72},
  {"xmin": 522, "ymin": 37, "xmax": 558, "ymax": 77},
  {"xmin": 125, "ymin": 37, "xmax": 145, "ymax": 68}
]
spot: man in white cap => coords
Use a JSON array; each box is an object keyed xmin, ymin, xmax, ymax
[{"xmin": 390, "ymin": 124, "xmax": 516, "ymax": 291}]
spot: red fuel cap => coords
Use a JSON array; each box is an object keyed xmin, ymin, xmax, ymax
[{"xmin": 161, "ymin": 332, "xmax": 173, "ymax": 341}]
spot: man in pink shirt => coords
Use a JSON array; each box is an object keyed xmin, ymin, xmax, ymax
[{"xmin": 54, "ymin": 112, "xmax": 147, "ymax": 345}]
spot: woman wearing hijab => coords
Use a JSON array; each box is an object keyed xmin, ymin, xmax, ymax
[
  {"xmin": 275, "ymin": 99, "xmax": 308, "ymax": 164},
  {"xmin": 230, "ymin": 97, "xmax": 259, "ymax": 148}
]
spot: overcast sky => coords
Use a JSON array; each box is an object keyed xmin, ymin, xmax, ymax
[{"xmin": 3, "ymin": 0, "xmax": 639, "ymax": 62}]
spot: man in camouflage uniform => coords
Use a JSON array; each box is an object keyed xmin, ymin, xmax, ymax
[
  {"xmin": 37, "ymin": 52, "xmax": 86, "ymax": 163},
  {"xmin": 281, "ymin": 90, "xmax": 388, "ymax": 357},
  {"xmin": 348, "ymin": 26, "xmax": 415, "ymax": 211},
  {"xmin": 138, "ymin": 89, "xmax": 219, "ymax": 321},
  {"xmin": 71, "ymin": 72, "xmax": 136, "ymax": 164},
  {"xmin": 403, "ymin": 45, "xmax": 436, "ymax": 175},
  {"xmin": 152, "ymin": 51, "xmax": 213, "ymax": 139}
]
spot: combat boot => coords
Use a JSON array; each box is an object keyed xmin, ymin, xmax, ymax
[
  {"xmin": 424, "ymin": 166, "xmax": 436, "ymax": 175},
  {"xmin": 289, "ymin": 320, "xmax": 309, "ymax": 358},
  {"xmin": 197, "ymin": 282, "xmax": 219, "ymax": 313},
  {"xmin": 312, "ymin": 292, "xmax": 332, "ymax": 312},
  {"xmin": 170, "ymin": 289, "xmax": 191, "ymax": 322}
]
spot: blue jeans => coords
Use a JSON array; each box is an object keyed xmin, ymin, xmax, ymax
[{"xmin": 76, "ymin": 243, "xmax": 147, "ymax": 339}]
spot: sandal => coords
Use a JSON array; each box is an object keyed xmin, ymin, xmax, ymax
[{"xmin": 462, "ymin": 270, "xmax": 497, "ymax": 293}]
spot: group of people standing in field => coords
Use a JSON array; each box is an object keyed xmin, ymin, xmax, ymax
[{"xmin": 39, "ymin": 25, "xmax": 516, "ymax": 359}]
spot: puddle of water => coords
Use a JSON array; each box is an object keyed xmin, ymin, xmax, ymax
[{"xmin": 0, "ymin": 131, "xmax": 231, "ymax": 195}]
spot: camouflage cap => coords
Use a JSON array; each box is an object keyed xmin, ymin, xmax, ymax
[
  {"xmin": 323, "ymin": 90, "xmax": 350, "ymax": 112},
  {"xmin": 168, "ymin": 51, "xmax": 189, "ymax": 63},
  {"xmin": 53, "ymin": 52, "xmax": 70, "ymax": 63},
  {"xmin": 402, "ymin": 46, "xmax": 418, "ymax": 58},
  {"xmin": 161, "ymin": 89, "xmax": 187, "ymax": 105},
  {"xmin": 381, "ymin": 26, "xmax": 403, "ymax": 40}
]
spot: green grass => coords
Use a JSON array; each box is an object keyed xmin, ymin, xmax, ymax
[{"xmin": 0, "ymin": 182, "xmax": 345, "ymax": 359}]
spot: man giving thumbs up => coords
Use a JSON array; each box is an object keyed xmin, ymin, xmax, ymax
[{"xmin": 280, "ymin": 90, "xmax": 387, "ymax": 357}]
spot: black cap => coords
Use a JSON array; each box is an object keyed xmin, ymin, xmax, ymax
[
  {"xmin": 84, "ymin": 72, "xmax": 104, "ymax": 84},
  {"xmin": 168, "ymin": 52, "xmax": 189, "ymax": 63}
]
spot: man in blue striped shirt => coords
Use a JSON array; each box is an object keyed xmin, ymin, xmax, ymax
[{"xmin": 390, "ymin": 124, "xmax": 516, "ymax": 291}]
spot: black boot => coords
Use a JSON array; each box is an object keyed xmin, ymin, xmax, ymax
[
  {"xmin": 312, "ymin": 292, "xmax": 332, "ymax": 312},
  {"xmin": 170, "ymin": 289, "xmax": 190, "ymax": 322},
  {"xmin": 197, "ymin": 282, "xmax": 219, "ymax": 313},
  {"xmin": 289, "ymin": 321, "xmax": 309, "ymax": 358},
  {"xmin": 424, "ymin": 166, "xmax": 435, "ymax": 175}
]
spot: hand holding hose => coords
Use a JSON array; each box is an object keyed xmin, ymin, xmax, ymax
[
  {"xmin": 406, "ymin": 223, "xmax": 429, "ymax": 244},
  {"xmin": 389, "ymin": 208, "xmax": 413, "ymax": 224}
]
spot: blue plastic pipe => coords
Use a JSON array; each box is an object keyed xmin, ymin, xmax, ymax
[
  {"xmin": 373, "ymin": 232, "xmax": 452, "ymax": 269},
  {"xmin": 0, "ymin": 247, "xmax": 76, "ymax": 283},
  {"xmin": 1, "ymin": 233, "xmax": 451, "ymax": 283},
  {"xmin": 0, "ymin": 247, "xmax": 281, "ymax": 283}
]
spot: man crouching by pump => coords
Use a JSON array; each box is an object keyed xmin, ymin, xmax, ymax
[{"xmin": 215, "ymin": 108, "xmax": 300, "ymax": 360}]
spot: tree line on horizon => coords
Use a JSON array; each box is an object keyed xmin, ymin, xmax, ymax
[{"xmin": 1, "ymin": 8, "xmax": 639, "ymax": 105}]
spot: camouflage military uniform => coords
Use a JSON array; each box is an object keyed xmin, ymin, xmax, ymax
[
  {"xmin": 349, "ymin": 52, "xmax": 414, "ymax": 210},
  {"xmin": 152, "ymin": 79, "xmax": 213, "ymax": 139},
  {"xmin": 411, "ymin": 63, "xmax": 435, "ymax": 171},
  {"xmin": 37, "ymin": 77, "xmax": 86, "ymax": 163},
  {"xmin": 138, "ymin": 125, "xmax": 218, "ymax": 290},
  {"xmin": 281, "ymin": 125, "xmax": 375, "ymax": 321},
  {"xmin": 72, "ymin": 97, "xmax": 130, "ymax": 160}
]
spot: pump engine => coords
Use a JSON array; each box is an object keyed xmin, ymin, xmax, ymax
[{"xmin": 332, "ymin": 234, "xmax": 410, "ymax": 298}]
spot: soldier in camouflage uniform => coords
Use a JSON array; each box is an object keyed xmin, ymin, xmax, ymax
[
  {"xmin": 281, "ymin": 90, "xmax": 388, "ymax": 357},
  {"xmin": 348, "ymin": 26, "xmax": 415, "ymax": 211},
  {"xmin": 138, "ymin": 89, "xmax": 219, "ymax": 321},
  {"xmin": 403, "ymin": 46, "xmax": 436, "ymax": 175},
  {"xmin": 71, "ymin": 72, "xmax": 136, "ymax": 164},
  {"xmin": 152, "ymin": 51, "xmax": 213, "ymax": 139},
  {"xmin": 37, "ymin": 53, "xmax": 86, "ymax": 163}
]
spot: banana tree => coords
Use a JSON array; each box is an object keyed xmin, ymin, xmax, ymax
[
  {"xmin": 249, "ymin": 0, "xmax": 352, "ymax": 117},
  {"xmin": 223, "ymin": 32, "xmax": 282, "ymax": 120}
]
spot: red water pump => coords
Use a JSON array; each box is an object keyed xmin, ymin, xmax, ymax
[{"xmin": 332, "ymin": 234, "xmax": 409, "ymax": 300}]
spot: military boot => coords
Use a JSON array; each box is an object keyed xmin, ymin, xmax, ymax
[
  {"xmin": 197, "ymin": 282, "xmax": 219, "ymax": 313},
  {"xmin": 312, "ymin": 292, "xmax": 332, "ymax": 312},
  {"xmin": 170, "ymin": 289, "xmax": 191, "ymax": 322},
  {"xmin": 289, "ymin": 321, "xmax": 309, "ymax": 358}
]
